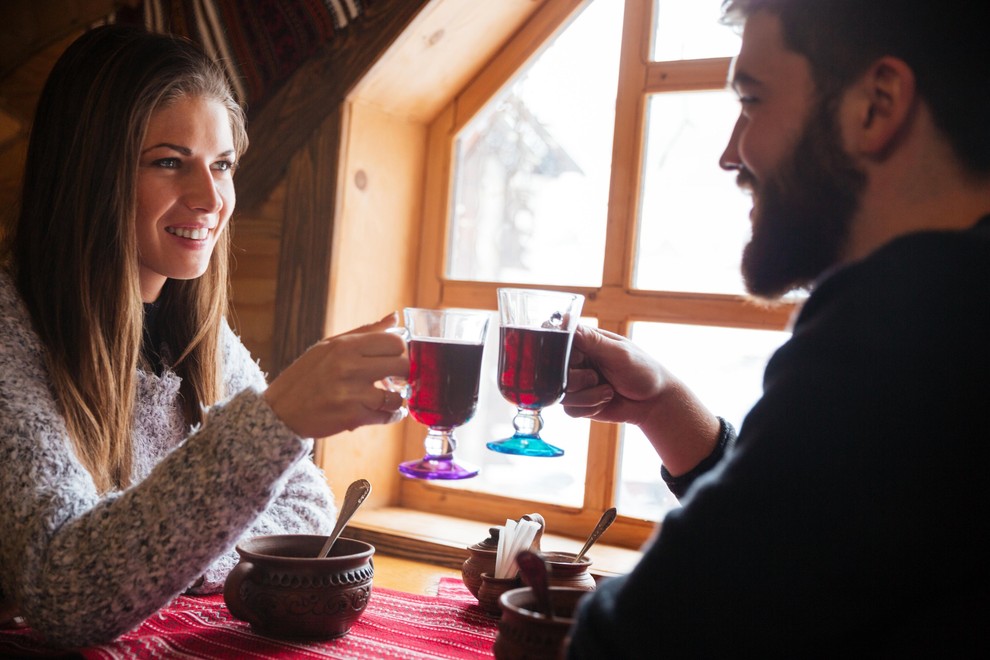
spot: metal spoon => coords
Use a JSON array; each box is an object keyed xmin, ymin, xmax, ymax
[
  {"xmin": 516, "ymin": 550, "xmax": 554, "ymax": 619},
  {"xmin": 572, "ymin": 507, "xmax": 617, "ymax": 563},
  {"xmin": 317, "ymin": 478, "xmax": 372, "ymax": 558}
]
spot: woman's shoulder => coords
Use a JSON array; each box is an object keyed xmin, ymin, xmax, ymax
[
  {"xmin": 0, "ymin": 269, "xmax": 45, "ymax": 362},
  {"xmin": 0, "ymin": 270, "xmax": 56, "ymax": 423},
  {"xmin": 0, "ymin": 267, "xmax": 20, "ymax": 311},
  {"xmin": 219, "ymin": 318, "xmax": 267, "ymax": 394}
]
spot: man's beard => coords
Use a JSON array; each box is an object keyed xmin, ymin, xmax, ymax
[{"xmin": 739, "ymin": 102, "xmax": 867, "ymax": 299}]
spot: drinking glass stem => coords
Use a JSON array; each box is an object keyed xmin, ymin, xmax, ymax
[
  {"xmin": 424, "ymin": 427, "xmax": 457, "ymax": 457},
  {"xmin": 512, "ymin": 408, "xmax": 544, "ymax": 437}
]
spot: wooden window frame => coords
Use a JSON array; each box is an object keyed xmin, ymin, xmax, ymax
[
  {"xmin": 398, "ymin": 0, "xmax": 797, "ymax": 547},
  {"xmin": 334, "ymin": 0, "xmax": 796, "ymax": 553}
]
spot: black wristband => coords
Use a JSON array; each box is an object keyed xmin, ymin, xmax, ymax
[{"xmin": 660, "ymin": 417, "xmax": 736, "ymax": 499}]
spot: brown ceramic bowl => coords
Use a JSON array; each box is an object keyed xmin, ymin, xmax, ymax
[
  {"xmin": 223, "ymin": 534, "xmax": 374, "ymax": 639},
  {"xmin": 494, "ymin": 586, "xmax": 588, "ymax": 659},
  {"xmin": 541, "ymin": 551, "xmax": 596, "ymax": 591}
]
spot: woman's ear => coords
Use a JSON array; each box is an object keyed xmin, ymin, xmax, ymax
[{"xmin": 846, "ymin": 56, "xmax": 917, "ymax": 157}]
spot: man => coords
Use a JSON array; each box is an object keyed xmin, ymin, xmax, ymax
[{"xmin": 564, "ymin": 0, "xmax": 990, "ymax": 656}]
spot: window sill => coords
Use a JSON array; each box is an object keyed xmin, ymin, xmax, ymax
[{"xmin": 344, "ymin": 507, "xmax": 643, "ymax": 579}]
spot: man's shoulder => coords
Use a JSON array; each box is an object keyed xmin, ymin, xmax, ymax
[
  {"xmin": 811, "ymin": 220, "xmax": 989, "ymax": 309},
  {"xmin": 789, "ymin": 219, "xmax": 988, "ymax": 363}
]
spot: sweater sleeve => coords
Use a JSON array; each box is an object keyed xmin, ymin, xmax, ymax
[
  {"xmin": 186, "ymin": 322, "xmax": 337, "ymax": 594},
  {"xmin": 0, "ymin": 280, "xmax": 332, "ymax": 648}
]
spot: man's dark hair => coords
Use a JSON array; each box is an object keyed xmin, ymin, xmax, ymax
[{"xmin": 721, "ymin": 0, "xmax": 990, "ymax": 173}]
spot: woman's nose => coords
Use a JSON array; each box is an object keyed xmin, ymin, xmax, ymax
[
  {"xmin": 184, "ymin": 165, "xmax": 223, "ymax": 213},
  {"xmin": 719, "ymin": 115, "xmax": 745, "ymax": 171}
]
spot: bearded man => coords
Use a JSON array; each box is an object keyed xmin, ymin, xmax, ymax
[{"xmin": 564, "ymin": 0, "xmax": 990, "ymax": 655}]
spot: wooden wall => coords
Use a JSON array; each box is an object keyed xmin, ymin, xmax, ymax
[
  {"xmin": 1, "ymin": 0, "xmax": 542, "ymax": 512},
  {"xmin": 227, "ymin": 179, "xmax": 286, "ymax": 371},
  {"xmin": 0, "ymin": 0, "xmax": 430, "ymax": 374}
]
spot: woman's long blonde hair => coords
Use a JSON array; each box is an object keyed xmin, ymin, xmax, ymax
[{"xmin": 4, "ymin": 26, "xmax": 248, "ymax": 492}]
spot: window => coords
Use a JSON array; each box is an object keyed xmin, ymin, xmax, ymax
[{"xmin": 400, "ymin": 0, "xmax": 797, "ymax": 547}]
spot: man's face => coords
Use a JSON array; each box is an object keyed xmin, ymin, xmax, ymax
[{"xmin": 721, "ymin": 11, "xmax": 866, "ymax": 299}]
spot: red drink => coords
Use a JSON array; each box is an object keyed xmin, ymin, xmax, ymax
[
  {"xmin": 408, "ymin": 338, "xmax": 485, "ymax": 429},
  {"xmin": 498, "ymin": 326, "xmax": 571, "ymax": 409}
]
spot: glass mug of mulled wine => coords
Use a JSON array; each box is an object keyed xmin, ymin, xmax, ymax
[
  {"xmin": 389, "ymin": 307, "xmax": 490, "ymax": 479},
  {"xmin": 487, "ymin": 288, "xmax": 584, "ymax": 457}
]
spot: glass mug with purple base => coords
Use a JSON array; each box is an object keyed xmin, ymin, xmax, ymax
[{"xmin": 389, "ymin": 307, "xmax": 490, "ymax": 479}]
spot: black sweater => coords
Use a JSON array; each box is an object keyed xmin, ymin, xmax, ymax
[{"xmin": 569, "ymin": 217, "xmax": 990, "ymax": 658}]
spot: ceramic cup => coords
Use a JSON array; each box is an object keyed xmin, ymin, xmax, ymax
[
  {"xmin": 494, "ymin": 586, "xmax": 588, "ymax": 659},
  {"xmin": 223, "ymin": 534, "xmax": 374, "ymax": 639},
  {"xmin": 542, "ymin": 551, "xmax": 596, "ymax": 591},
  {"xmin": 462, "ymin": 527, "xmax": 500, "ymax": 598},
  {"xmin": 477, "ymin": 572, "xmax": 522, "ymax": 616}
]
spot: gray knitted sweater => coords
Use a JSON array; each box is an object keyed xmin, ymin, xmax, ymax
[{"xmin": 0, "ymin": 271, "xmax": 337, "ymax": 648}]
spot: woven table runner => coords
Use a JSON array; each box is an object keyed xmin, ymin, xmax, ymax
[{"xmin": 0, "ymin": 578, "xmax": 496, "ymax": 659}]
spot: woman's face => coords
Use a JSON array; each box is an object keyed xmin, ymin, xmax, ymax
[{"xmin": 135, "ymin": 94, "xmax": 236, "ymax": 302}]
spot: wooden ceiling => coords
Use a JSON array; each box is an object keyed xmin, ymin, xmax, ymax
[
  {"xmin": 0, "ymin": 0, "xmax": 547, "ymax": 220},
  {"xmin": 1, "ymin": 1, "xmax": 134, "ymax": 224},
  {"xmin": 0, "ymin": 0, "xmax": 436, "ymax": 217}
]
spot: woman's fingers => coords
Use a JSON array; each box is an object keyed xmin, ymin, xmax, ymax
[
  {"xmin": 338, "ymin": 312, "xmax": 400, "ymax": 336},
  {"xmin": 265, "ymin": 317, "xmax": 411, "ymax": 438},
  {"xmin": 365, "ymin": 386, "xmax": 404, "ymax": 413}
]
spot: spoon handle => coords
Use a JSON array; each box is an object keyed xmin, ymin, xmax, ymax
[
  {"xmin": 573, "ymin": 507, "xmax": 617, "ymax": 563},
  {"xmin": 517, "ymin": 550, "xmax": 554, "ymax": 620},
  {"xmin": 318, "ymin": 479, "xmax": 372, "ymax": 558}
]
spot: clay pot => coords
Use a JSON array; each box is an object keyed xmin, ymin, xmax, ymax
[
  {"xmin": 493, "ymin": 586, "xmax": 588, "ymax": 659},
  {"xmin": 464, "ymin": 514, "xmax": 545, "ymax": 600},
  {"xmin": 542, "ymin": 551, "xmax": 596, "ymax": 591},
  {"xmin": 462, "ymin": 526, "xmax": 500, "ymax": 598},
  {"xmin": 477, "ymin": 572, "xmax": 522, "ymax": 616},
  {"xmin": 223, "ymin": 534, "xmax": 374, "ymax": 639}
]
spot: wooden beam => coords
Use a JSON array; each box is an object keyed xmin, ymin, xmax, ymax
[
  {"xmin": 235, "ymin": 0, "xmax": 432, "ymax": 213},
  {"xmin": 249, "ymin": 0, "xmax": 432, "ymax": 374},
  {"xmin": 270, "ymin": 110, "xmax": 340, "ymax": 374},
  {"xmin": 0, "ymin": 0, "xmax": 116, "ymax": 80}
]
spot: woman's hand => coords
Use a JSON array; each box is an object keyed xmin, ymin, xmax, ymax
[{"xmin": 263, "ymin": 313, "xmax": 409, "ymax": 439}]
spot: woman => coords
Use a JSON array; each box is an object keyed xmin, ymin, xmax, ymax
[{"xmin": 0, "ymin": 25, "xmax": 407, "ymax": 647}]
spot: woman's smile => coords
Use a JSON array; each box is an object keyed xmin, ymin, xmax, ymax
[
  {"xmin": 165, "ymin": 225, "xmax": 214, "ymax": 241},
  {"xmin": 135, "ymin": 94, "xmax": 236, "ymax": 302}
]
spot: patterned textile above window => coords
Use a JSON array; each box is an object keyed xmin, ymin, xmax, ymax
[{"xmin": 115, "ymin": 0, "xmax": 367, "ymax": 110}]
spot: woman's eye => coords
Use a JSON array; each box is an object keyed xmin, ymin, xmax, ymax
[
  {"xmin": 212, "ymin": 160, "xmax": 234, "ymax": 172},
  {"xmin": 153, "ymin": 157, "xmax": 181, "ymax": 169}
]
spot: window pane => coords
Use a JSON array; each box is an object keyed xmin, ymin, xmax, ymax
[
  {"xmin": 617, "ymin": 322, "xmax": 790, "ymax": 521},
  {"xmin": 431, "ymin": 313, "xmax": 593, "ymax": 508},
  {"xmin": 447, "ymin": 0, "xmax": 622, "ymax": 286},
  {"xmin": 653, "ymin": 0, "xmax": 741, "ymax": 61},
  {"xmin": 635, "ymin": 90, "xmax": 753, "ymax": 294}
]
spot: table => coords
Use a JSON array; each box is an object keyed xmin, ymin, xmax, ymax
[
  {"xmin": 372, "ymin": 554, "xmax": 462, "ymax": 594},
  {"xmin": 0, "ymin": 563, "xmax": 497, "ymax": 659}
]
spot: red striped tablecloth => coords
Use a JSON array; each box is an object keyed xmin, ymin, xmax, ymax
[{"xmin": 0, "ymin": 578, "xmax": 496, "ymax": 659}]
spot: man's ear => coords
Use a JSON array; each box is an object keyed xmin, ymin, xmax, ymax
[{"xmin": 847, "ymin": 56, "xmax": 917, "ymax": 157}]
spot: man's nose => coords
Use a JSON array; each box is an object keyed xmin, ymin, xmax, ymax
[{"xmin": 719, "ymin": 115, "xmax": 745, "ymax": 171}]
